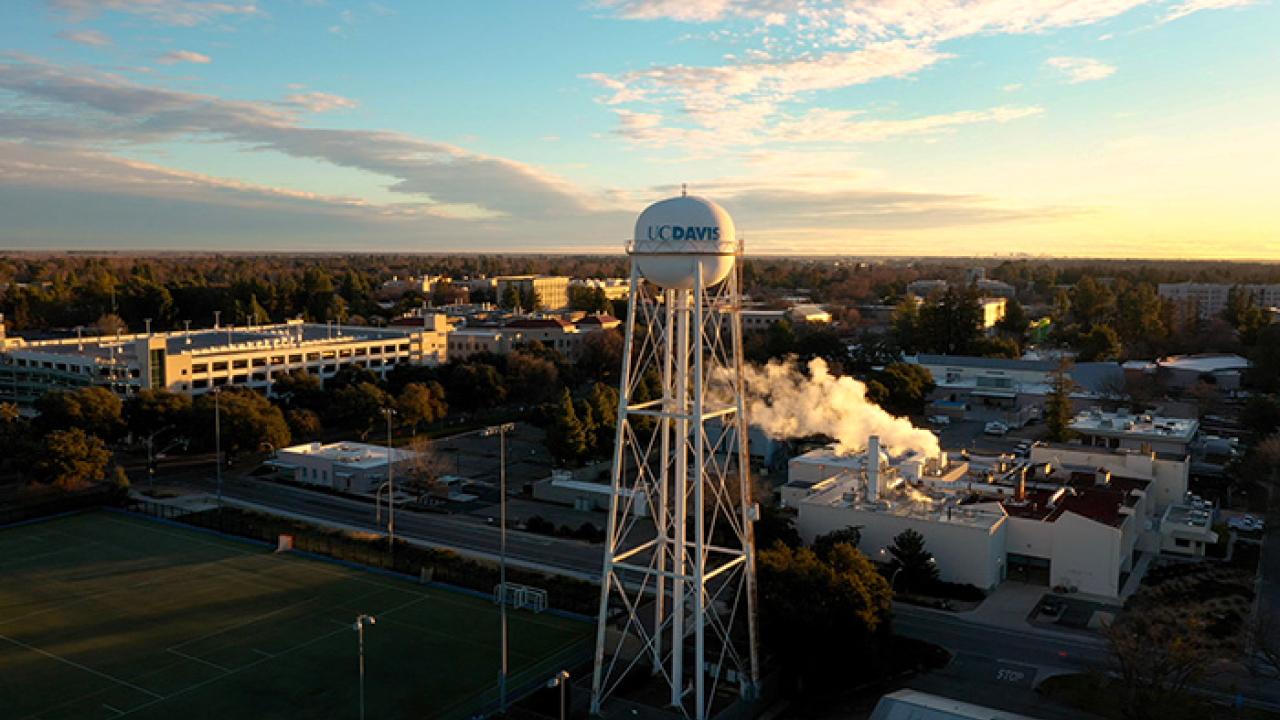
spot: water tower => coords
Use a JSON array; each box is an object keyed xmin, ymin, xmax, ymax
[{"xmin": 590, "ymin": 192, "xmax": 760, "ymax": 719}]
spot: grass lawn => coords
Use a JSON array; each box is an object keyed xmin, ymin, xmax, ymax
[{"xmin": 0, "ymin": 511, "xmax": 591, "ymax": 720}]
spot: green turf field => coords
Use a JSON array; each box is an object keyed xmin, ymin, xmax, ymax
[{"xmin": 0, "ymin": 511, "xmax": 591, "ymax": 720}]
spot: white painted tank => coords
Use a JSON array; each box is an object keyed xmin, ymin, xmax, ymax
[{"xmin": 631, "ymin": 194, "xmax": 737, "ymax": 289}]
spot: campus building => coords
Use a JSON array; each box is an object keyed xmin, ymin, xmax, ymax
[
  {"xmin": 269, "ymin": 441, "xmax": 420, "ymax": 494},
  {"xmin": 1158, "ymin": 282, "xmax": 1280, "ymax": 319},
  {"xmin": 907, "ymin": 354, "xmax": 1123, "ymax": 427},
  {"xmin": 495, "ymin": 275, "xmax": 571, "ymax": 310},
  {"xmin": 0, "ymin": 316, "xmax": 449, "ymax": 405},
  {"xmin": 787, "ymin": 435, "xmax": 1206, "ymax": 598},
  {"xmin": 1068, "ymin": 408, "xmax": 1199, "ymax": 456},
  {"xmin": 445, "ymin": 314, "xmax": 620, "ymax": 360}
]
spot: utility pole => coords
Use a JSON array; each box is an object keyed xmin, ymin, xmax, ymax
[
  {"xmin": 382, "ymin": 407, "xmax": 398, "ymax": 552},
  {"xmin": 213, "ymin": 387, "xmax": 223, "ymax": 516}
]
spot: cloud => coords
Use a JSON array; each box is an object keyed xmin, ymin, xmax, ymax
[
  {"xmin": 1163, "ymin": 0, "xmax": 1254, "ymax": 22},
  {"xmin": 0, "ymin": 57, "xmax": 598, "ymax": 219},
  {"xmin": 158, "ymin": 50, "xmax": 212, "ymax": 65},
  {"xmin": 1045, "ymin": 56, "xmax": 1116, "ymax": 83},
  {"xmin": 56, "ymin": 29, "xmax": 112, "ymax": 46},
  {"xmin": 46, "ymin": 0, "xmax": 261, "ymax": 27},
  {"xmin": 284, "ymin": 91, "xmax": 357, "ymax": 112}
]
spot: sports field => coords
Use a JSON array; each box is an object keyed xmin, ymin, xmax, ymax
[{"xmin": 0, "ymin": 511, "xmax": 591, "ymax": 719}]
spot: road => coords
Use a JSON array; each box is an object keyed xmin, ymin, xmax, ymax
[{"xmin": 167, "ymin": 469, "xmax": 608, "ymax": 580}]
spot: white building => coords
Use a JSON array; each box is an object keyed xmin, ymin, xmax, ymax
[
  {"xmin": 978, "ymin": 297, "xmax": 1007, "ymax": 330},
  {"xmin": 0, "ymin": 317, "xmax": 450, "ymax": 406},
  {"xmin": 571, "ymin": 278, "xmax": 630, "ymax": 302},
  {"xmin": 787, "ymin": 304, "xmax": 832, "ymax": 324},
  {"xmin": 789, "ymin": 435, "xmax": 1207, "ymax": 598},
  {"xmin": 1159, "ymin": 282, "xmax": 1280, "ymax": 319},
  {"xmin": 1068, "ymin": 408, "xmax": 1199, "ymax": 456},
  {"xmin": 445, "ymin": 314, "xmax": 620, "ymax": 360},
  {"xmin": 270, "ymin": 441, "xmax": 419, "ymax": 494},
  {"xmin": 495, "ymin": 275, "xmax": 571, "ymax": 310}
]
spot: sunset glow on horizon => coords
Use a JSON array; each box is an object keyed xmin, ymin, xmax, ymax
[{"xmin": 1, "ymin": 0, "xmax": 1277, "ymax": 259}]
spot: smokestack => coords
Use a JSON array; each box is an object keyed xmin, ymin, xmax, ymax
[{"xmin": 867, "ymin": 435, "xmax": 881, "ymax": 502}]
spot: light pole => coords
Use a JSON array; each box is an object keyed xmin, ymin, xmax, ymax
[
  {"xmin": 354, "ymin": 614, "xmax": 376, "ymax": 720},
  {"xmin": 547, "ymin": 670, "xmax": 570, "ymax": 720},
  {"xmin": 381, "ymin": 407, "xmax": 397, "ymax": 552},
  {"xmin": 481, "ymin": 421, "xmax": 516, "ymax": 713},
  {"xmin": 213, "ymin": 387, "xmax": 223, "ymax": 512}
]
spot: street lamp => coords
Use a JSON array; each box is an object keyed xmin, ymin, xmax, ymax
[
  {"xmin": 481, "ymin": 421, "xmax": 516, "ymax": 713},
  {"xmin": 381, "ymin": 407, "xmax": 397, "ymax": 551},
  {"xmin": 547, "ymin": 670, "xmax": 570, "ymax": 720},
  {"xmin": 212, "ymin": 387, "xmax": 223, "ymax": 512},
  {"xmin": 354, "ymin": 614, "xmax": 376, "ymax": 720}
]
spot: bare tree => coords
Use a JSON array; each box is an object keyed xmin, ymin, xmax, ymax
[
  {"xmin": 1105, "ymin": 613, "xmax": 1214, "ymax": 719},
  {"xmin": 1249, "ymin": 607, "xmax": 1280, "ymax": 677},
  {"xmin": 401, "ymin": 436, "xmax": 451, "ymax": 503}
]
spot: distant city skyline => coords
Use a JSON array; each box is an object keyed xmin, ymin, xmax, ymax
[{"xmin": 0, "ymin": 0, "xmax": 1277, "ymax": 259}]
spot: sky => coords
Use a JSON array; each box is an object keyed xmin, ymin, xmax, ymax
[{"xmin": 0, "ymin": 0, "xmax": 1277, "ymax": 259}]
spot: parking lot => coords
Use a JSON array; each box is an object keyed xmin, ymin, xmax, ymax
[{"xmin": 932, "ymin": 419, "xmax": 1046, "ymax": 456}]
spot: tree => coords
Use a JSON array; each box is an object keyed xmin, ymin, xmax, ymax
[
  {"xmin": 446, "ymin": 362, "xmax": 507, "ymax": 411},
  {"xmin": 33, "ymin": 428, "xmax": 112, "ymax": 490},
  {"xmin": 286, "ymin": 408, "xmax": 322, "ymax": 440},
  {"xmin": 396, "ymin": 382, "xmax": 447, "ymax": 435},
  {"xmin": 125, "ymin": 388, "xmax": 192, "ymax": 440},
  {"xmin": 1078, "ymin": 324, "xmax": 1122, "ymax": 362},
  {"xmin": 1246, "ymin": 325, "xmax": 1280, "ymax": 394},
  {"xmin": 996, "ymin": 297, "xmax": 1030, "ymax": 338},
  {"xmin": 885, "ymin": 528, "xmax": 938, "ymax": 592},
  {"xmin": 271, "ymin": 369, "xmax": 325, "ymax": 412},
  {"xmin": 505, "ymin": 350, "xmax": 560, "ymax": 404},
  {"xmin": 891, "ymin": 296, "xmax": 921, "ymax": 353},
  {"xmin": 194, "ymin": 389, "xmax": 290, "ymax": 457},
  {"xmin": 334, "ymin": 382, "xmax": 392, "ymax": 439},
  {"xmin": 577, "ymin": 329, "xmax": 624, "ymax": 384},
  {"xmin": 758, "ymin": 542, "xmax": 892, "ymax": 693},
  {"xmin": 1114, "ymin": 282, "xmax": 1166, "ymax": 355},
  {"xmin": 586, "ymin": 382, "xmax": 619, "ymax": 454},
  {"xmin": 871, "ymin": 363, "xmax": 935, "ymax": 416},
  {"xmin": 1105, "ymin": 614, "xmax": 1213, "ymax": 720},
  {"xmin": 1070, "ymin": 276, "xmax": 1115, "ymax": 330},
  {"xmin": 500, "ymin": 284, "xmax": 522, "ymax": 311},
  {"xmin": 812, "ymin": 526, "xmax": 862, "ymax": 558},
  {"xmin": 1223, "ymin": 286, "xmax": 1268, "ymax": 345},
  {"xmin": 916, "ymin": 288, "xmax": 983, "ymax": 355},
  {"xmin": 94, "ymin": 313, "xmax": 128, "ymax": 336},
  {"xmin": 1046, "ymin": 361, "xmax": 1077, "ymax": 442},
  {"xmin": 401, "ymin": 436, "xmax": 450, "ymax": 502},
  {"xmin": 546, "ymin": 388, "xmax": 588, "ymax": 466},
  {"xmin": 970, "ymin": 335, "xmax": 1021, "ymax": 359},
  {"xmin": 35, "ymin": 386, "xmax": 125, "ymax": 440}
]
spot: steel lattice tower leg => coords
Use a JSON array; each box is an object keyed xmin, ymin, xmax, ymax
[{"xmin": 590, "ymin": 257, "xmax": 759, "ymax": 720}]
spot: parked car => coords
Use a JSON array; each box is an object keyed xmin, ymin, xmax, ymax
[
  {"xmin": 984, "ymin": 421, "xmax": 1009, "ymax": 436},
  {"xmin": 928, "ymin": 415, "xmax": 952, "ymax": 426}
]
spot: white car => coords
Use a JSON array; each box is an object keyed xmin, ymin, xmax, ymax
[
  {"xmin": 928, "ymin": 415, "xmax": 952, "ymax": 426},
  {"xmin": 984, "ymin": 421, "xmax": 1009, "ymax": 436}
]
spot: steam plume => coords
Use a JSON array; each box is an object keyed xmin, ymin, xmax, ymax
[{"xmin": 739, "ymin": 358, "xmax": 940, "ymax": 459}]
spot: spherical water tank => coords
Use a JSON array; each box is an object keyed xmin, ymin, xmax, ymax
[{"xmin": 631, "ymin": 195, "xmax": 737, "ymax": 289}]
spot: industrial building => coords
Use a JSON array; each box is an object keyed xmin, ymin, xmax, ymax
[
  {"xmin": 788, "ymin": 434, "xmax": 1206, "ymax": 598},
  {"xmin": 0, "ymin": 316, "xmax": 449, "ymax": 405},
  {"xmin": 269, "ymin": 441, "xmax": 419, "ymax": 494}
]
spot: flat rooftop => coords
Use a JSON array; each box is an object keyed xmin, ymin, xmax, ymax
[
  {"xmin": 1069, "ymin": 409, "xmax": 1198, "ymax": 442},
  {"xmin": 804, "ymin": 478, "xmax": 1005, "ymax": 530},
  {"xmin": 7, "ymin": 323, "xmax": 424, "ymax": 360},
  {"xmin": 277, "ymin": 441, "xmax": 418, "ymax": 468}
]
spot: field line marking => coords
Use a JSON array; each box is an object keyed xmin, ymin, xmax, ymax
[
  {"xmin": 0, "ymin": 631, "xmax": 162, "ymax": 700},
  {"xmin": 117, "ymin": 595, "xmax": 430, "ymax": 718},
  {"xmin": 252, "ymin": 648, "xmax": 274, "ymax": 658},
  {"xmin": 102, "ymin": 703, "xmax": 124, "ymax": 716},
  {"xmin": 167, "ymin": 648, "xmax": 231, "ymax": 673}
]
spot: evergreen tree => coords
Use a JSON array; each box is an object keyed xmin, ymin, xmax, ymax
[
  {"xmin": 886, "ymin": 528, "xmax": 939, "ymax": 592},
  {"xmin": 1046, "ymin": 360, "xmax": 1076, "ymax": 442},
  {"xmin": 546, "ymin": 388, "xmax": 588, "ymax": 465}
]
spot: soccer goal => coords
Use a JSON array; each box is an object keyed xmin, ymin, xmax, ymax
[{"xmin": 493, "ymin": 582, "xmax": 548, "ymax": 613}]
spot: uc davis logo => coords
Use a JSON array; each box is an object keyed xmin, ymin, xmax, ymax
[{"xmin": 646, "ymin": 226, "xmax": 721, "ymax": 242}]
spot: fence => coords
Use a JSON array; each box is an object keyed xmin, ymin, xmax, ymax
[
  {"xmin": 0, "ymin": 485, "xmax": 119, "ymax": 527},
  {"xmin": 174, "ymin": 506, "xmax": 599, "ymax": 615}
]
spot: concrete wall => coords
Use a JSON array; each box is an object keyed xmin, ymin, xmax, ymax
[
  {"xmin": 1050, "ymin": 511, "xmax": 1122, "ymax": 597},
  {"xmin": 796, "ymin": 504, "xmax": 1007, "ymax": 591}
]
